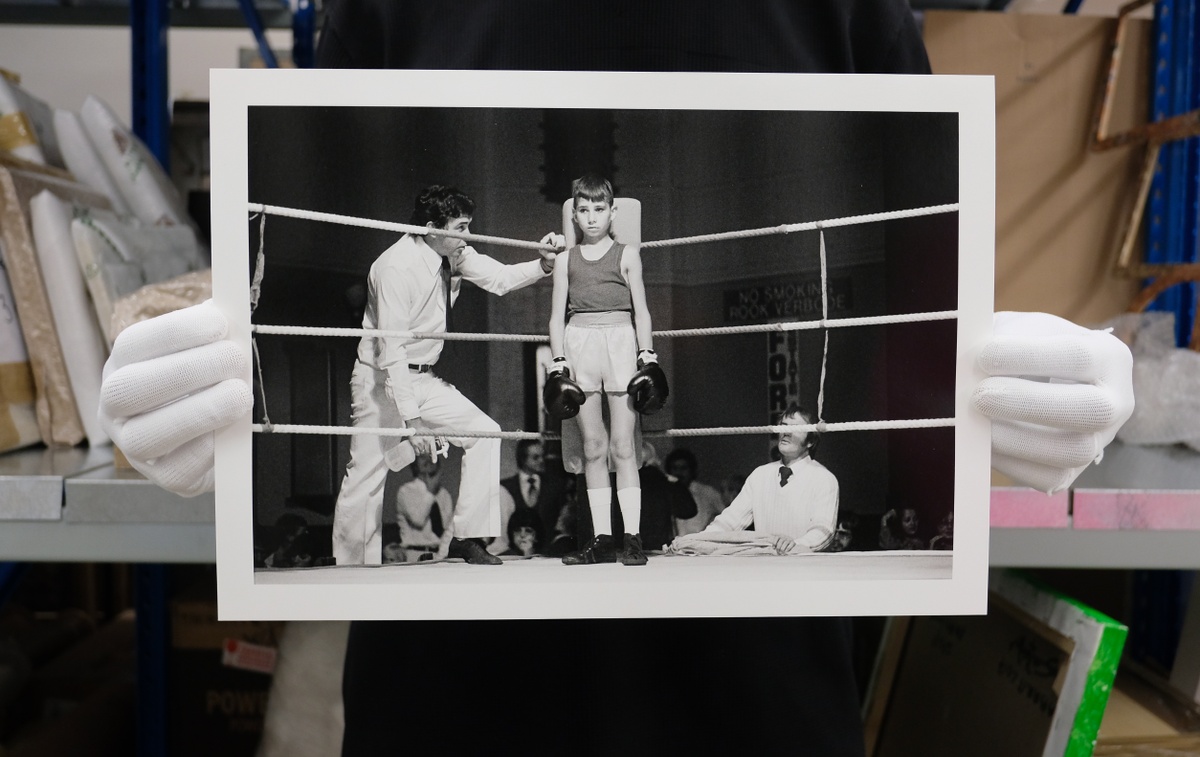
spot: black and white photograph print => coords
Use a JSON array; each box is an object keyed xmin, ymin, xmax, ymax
[{"xmin": 210, "ymin": 69, "xmax": 994, "ymax": 621}]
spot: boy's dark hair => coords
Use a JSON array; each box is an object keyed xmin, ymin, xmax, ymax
[
  {"xmin": 663, "ymin": 448, "xmax": 698, "ymax": 475},
  {"xmin": 571, "ymin": 174, "xmax": 614, "ymax": 207},
  {"xmin": 779, "ymin": 403, "xmax": 821, "ymax": 454},
  {"xmin": 410, "ymin": 185, "xmax": 476, "ymax": 228}
]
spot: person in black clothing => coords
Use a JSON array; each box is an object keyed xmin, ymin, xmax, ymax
[
  {"xmin": 321, "ymin": 3, "xmax": 930, "ymax": 756},
  {"xmin": 634, "ymin": 442, "xmax": 698, "ymax": 552},
  {"xmin": 494, "ymin": 439, "xmax": 566, "ymax": 556}
]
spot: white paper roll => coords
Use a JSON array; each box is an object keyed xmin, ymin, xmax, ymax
[
  {"xmin": 30, "ymin": 190, "xmax": 111, "ymax": 447},
  {"xmin": 54, "ymin": 108, "xmax": 133, "ymax": 216}
]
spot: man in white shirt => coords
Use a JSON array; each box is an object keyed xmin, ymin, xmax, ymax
[
  {"xmin": 332, "ymin": 185, "xmax": 563, "ymax": 565},
  {"xmin": 703, "ymin": 405, "xmax": 839, "ymax": 554},
  {"xmin": 393, "ymin": 456, "xmax": 454, "ymax": 562}
]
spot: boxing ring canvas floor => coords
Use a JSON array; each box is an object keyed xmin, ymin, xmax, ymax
[
  {"xmin": 255, "ymin": 550, "xmax": 952, "ymax": 585},
  {"xmin": 239, "ymin": 549, "xmax": 963, "ymax": 619}
]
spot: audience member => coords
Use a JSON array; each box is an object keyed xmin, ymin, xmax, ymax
[
  {"xmin": 261, "ymin": 513, "xmax": 315, "ymax": 568},
  {"xmin": 545, "ymin": 477, "xmax": 579, "ymax": 558},
  {"xmin": 666, "ymin": 448, "xmax": 727, "ymax": 536},
  {"xmin": 720, "ymin": 473, "xmax": 746, "ymax": 509},
  {"xmin": 879, "ymin": 507, "xmax": 924, "ymax": 551},
  {"xmin": 632, "ymin": 441, "xmax": 697, "ymax": 551},
  {"xmin": 394, "ymin": 457, "xmax": 455, "ymax": 562},
  {"xmin": 826, "ymin": 514, "xmax": 857, "ymax": 554},
  {"xmin": 491, "ymin": 440, "xmax": 565, "ymax": 555},
  {"xmin": 929, "ymin": 510, "xmax": 954, "ymax": 551},
  {"xmin": 499, "ymin": 506, "xmax": 543, "ymax": 557}
]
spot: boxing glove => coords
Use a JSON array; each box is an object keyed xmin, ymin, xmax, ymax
[
  {"xmin": 628, "ymin": 350, "xmax": 669, "ymax": 415},
  {"xmin": 544, "ymin": 358, "xmax": 586, "ymax": 420}
]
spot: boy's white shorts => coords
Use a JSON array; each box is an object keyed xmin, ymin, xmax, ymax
[{"xmin": 564, "ymin": 311, "xmax": 637, "ymax": 394}]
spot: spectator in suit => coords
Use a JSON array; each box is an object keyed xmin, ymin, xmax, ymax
[{"xmin": 491, "ymin": 440, "xmax": 566, "ymax": 555}]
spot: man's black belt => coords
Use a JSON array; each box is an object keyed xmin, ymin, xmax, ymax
[{"xmin": 408, "ymin": 364, "xmax": 433, "ymax": 373}]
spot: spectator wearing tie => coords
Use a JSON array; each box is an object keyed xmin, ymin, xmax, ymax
[
  {"xmin": 699, "ymin": 405, "xmax": 839, "ymax": 555},
  {"xmin": 490, "ymin": 440, "xmax": 566, "ymax": 556},
  {"xmin": 394, "ymin": 456, "xmax": 454, "ymax": 562}
]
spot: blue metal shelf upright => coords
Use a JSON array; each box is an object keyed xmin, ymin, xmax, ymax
[
  {"xmin": 1148, "ymin": 0, "xmax": 1200, "ymax": 346},
  {"xmin": 126, "ymin": 5, "xmax": 314, "ymax": 755}
]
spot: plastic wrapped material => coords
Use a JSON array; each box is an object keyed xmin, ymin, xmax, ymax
[
  {"xmin": 256, "ymin": 621, "xmax": 348, "ymax": 757},
  {"xmin": 53, "ymin": 108, "xmax": 132, "ymax": 216},
  {"xmin": 71, "ymin": 206, "xmax": 205, "ymax": 346},
  {"xmin": 79, "ymin": 96, "xmax": 191, "ymax": 229},
  {"xmin": 0, "ymin": 240, "xmax": 40, "ymax": 454},
  {"xmin": 30, "ymin": 190, "xmax": 110, "ymax": 447},
  {"xmin": 109, "ymin": 268, "xmax": 212, "ymax": 339},
  {"xmin": 1101, "ymin": 312, "xmax": 1200, "ymax": 452},
  {"xmin": 0, "ymin": 166, "xmax": 111, "ymax": 446},
  {"xmin": 0, "ymin": 73, "xmax": 63, "ymax": 168}
]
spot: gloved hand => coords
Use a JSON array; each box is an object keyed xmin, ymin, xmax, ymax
[
  {"xmin": 972, "ymin": 311, "xmax": 1135, "ymax": 494},
  {"xmin": 627, "ymin": 350, "xmax": 669, "ymax": 415},
  {"xmin": 98, "ymin": 300, "xmax": 253, "ymax": 497},
  {"xmin": 543, "ymin": 357, "xmax": 585, "ymax": 420}
]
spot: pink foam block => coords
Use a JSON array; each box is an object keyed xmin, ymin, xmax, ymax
[
  {"xmin": 990, "ymin": 487, "xmax": 1071, "ymax": 528},
  {"xmin": 1073, "ymin": 489, "xmax": 1200, "ymax": 530}
]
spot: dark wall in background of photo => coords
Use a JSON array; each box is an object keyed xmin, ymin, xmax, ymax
[{"xmin": 246, "ymin": 106, "xmax": 958, "ymax": 547}]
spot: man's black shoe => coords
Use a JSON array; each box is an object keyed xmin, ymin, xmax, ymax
[
  {"xmin": 561, "ymin": 534, "xmax": 616, "ymax": 565},
  {"xmin": 447, "ymin": 537, "xmax": 502, "ymax": 565},
  {"xmin": 620, "ymin": 533, "xmax": 647, "ymax": 566}
]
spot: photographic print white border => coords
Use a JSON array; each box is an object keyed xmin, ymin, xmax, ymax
[{"xmin": 211, "ymin": 69, "xmax": 994, "ymax": 621}]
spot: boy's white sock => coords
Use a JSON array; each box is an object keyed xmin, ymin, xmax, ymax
[
  {"xmin": 617, "ymin": 487, "xmax": 641, "ymax": 536},
  {"xmin": 588, "ymin": 487, "xmax": 613, "ymax": 536}
]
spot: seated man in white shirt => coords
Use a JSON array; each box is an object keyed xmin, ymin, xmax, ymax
[
  {"xmin": 394, "ymin": 456, "xmax": 455, "ymax": 562},
  {"xmin": 702, "ymin": 405, "xmax": 838, "ymax": 555}
]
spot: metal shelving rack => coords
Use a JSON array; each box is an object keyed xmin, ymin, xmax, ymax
[{"xmin": 1, "ymin": 1, "xmax": 1199, "ymax": 753}]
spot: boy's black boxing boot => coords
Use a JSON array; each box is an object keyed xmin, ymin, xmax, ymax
[
  {"xmin": 447, "ymin": 537, "xmax": 503, "ymax": 565},
  {"xmin": 620, "ymin": 533, "xmax": 647, "ymax": 566},
  {"xmin": 561, "ymin": 534, "xmax": 616, "ymax": 565}
]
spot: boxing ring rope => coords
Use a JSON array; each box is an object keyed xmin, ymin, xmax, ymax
[
  {"xmin": 247, "ymin": 202, "xmax": 560, "ymax": 252},
  {"xmin": 246, "ymin": 201, "xmax": 959, "ymax": 251},
  {"xmin": 246, "ymin": 200, "xmax": 960, "ymax": 439},
  {"xmin": 253, "ymin": 417, "xmax": 956, "ymax": 439},
  {"xmin": 638, "ymin": 203, "xmax": 959, "ymax": 249},
  {"xmin": 249, "ymin": 308, "xmax": 958, "ymax": 342}
]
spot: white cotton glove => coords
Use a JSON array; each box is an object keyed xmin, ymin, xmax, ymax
[
  {"xmin": 972, "ymin": 312, "xmax": 1135, "ymax": 494},
  {"xmin": 98, "ymin": 300, "xmax": 253, "ymax": 497}
]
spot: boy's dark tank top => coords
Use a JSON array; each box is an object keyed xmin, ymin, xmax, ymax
[{"xmin": 566, "ymin": 240, "xmax": 631, "ymax": 318}]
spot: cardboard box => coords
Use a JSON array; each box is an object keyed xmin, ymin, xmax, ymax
[
  {"xmin": 865, "ymin": 571, "xmax": 1128, "ymax": 756},
  {"xmin": 925, "ymin": 11, "xmax": 1150, "ymax": 327},
  {"xmin": 169, "ymin": 589, "xmax": 284, "ymax": 757}
]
